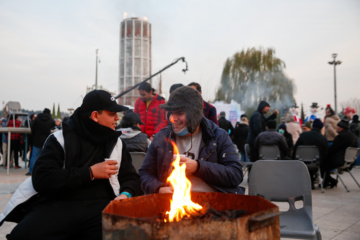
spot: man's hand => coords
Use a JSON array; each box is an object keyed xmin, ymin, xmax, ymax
[
  {"xmin": 90, "ymin": 160, "xmax": 118, "ymax": 179},
  {"xmin": 273, "ymin": 110, "xmax": 279, "ymax": 115},
  {"xmin": 159, "ymin": 186, "xmax": 174, "ymax": 193},
  {"xmin": 179, "ymin": 156, "xmax": 198, "ymax": 174}
]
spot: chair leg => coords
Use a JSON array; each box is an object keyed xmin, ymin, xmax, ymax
[
  {"xmin": 348, "ymin": 171, "xmax": 360, "ymax": 188},
  {"xmin": 318, "ymin": 168, "xmax": 324, "ymax": 193},
  {"xmin": 314, "ymin": 224, "xmax": 322, "ymax": 240},
  {"xmin": 336, "ymin": 170, "xmax": 350, "ymax": 192}
]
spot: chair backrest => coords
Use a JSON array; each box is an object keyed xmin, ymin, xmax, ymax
[
  {"xmin": 249, "ymin": 160, "xmax": 315, "ymax": 238},
  {"xmin": 295, "ymin": 145, "xmax": 320, "ymax": 163},
  {"xmin": 344, "ymin": 147, "xmax": 359, "ymax": 162},
  {"xmin": 244, "ymin": 143, "xmax": 251, "ymax": 161},
  {"xmin": 341, "ymin": 147, "xmax": 360, "ymax": 170},
  {"xmin": 130, "ymin": 152, "xmax": 146, "ymax": 173},
  {"xmin": 259, "ymin": 145, "xmax": 280, "ymax": 160}
]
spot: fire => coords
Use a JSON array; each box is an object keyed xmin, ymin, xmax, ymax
[{"xmin": 165, "ymin": 140, "xmax": 202, "ymax": 222}]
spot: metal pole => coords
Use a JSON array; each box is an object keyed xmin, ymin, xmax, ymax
[
  {"xmin": 115, "ymin": 57, "xmax": 188, "ymax": 99},
  {"xmin": 328, "ymin": 53, "xmax": 341, "ymax": 114},
  {"xmin": 7, "ymin": 131, "xmax": 10, "ymax": 175},
  {"xmin": 333, "ymin": 62, "xmax": 337, "ymax": 114},
  {"xmin": 95, "ymin": 49, "xmax": 99, "ymax": 90}
]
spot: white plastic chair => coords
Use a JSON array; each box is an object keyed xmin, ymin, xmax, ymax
[
  {"xmin": 249, "ymin": 160, "xmax": 321, "ymax": 239},
  {"xmin": 129, "ymin": 152, "xmax": 146, "ymax": 173},
  {"xmin": 335, "ymin": 147, "xmax": 360, "ymax": 192}
]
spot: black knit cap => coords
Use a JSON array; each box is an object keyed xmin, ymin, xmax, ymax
[
  {"xmin": 337, "ymin": 116, "xmax": 350, "ymax": 129},
  {"xmin": 161, "ymin": 86, "xmax": 203, "ymax": 133},
  {"xmin": 80, "ymin": 90, "xmax": 128, "ymax": 113}
]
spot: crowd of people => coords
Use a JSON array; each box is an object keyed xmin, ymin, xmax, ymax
[{"xmin": 1, "ymin": 83, "xmax": 359, "ymax": 239}]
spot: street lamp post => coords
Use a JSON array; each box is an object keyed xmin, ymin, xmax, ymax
[
  {"xmin": 95, "ymin": 49, "xmax": 99, "ymax": 90},
  {"xmin": 328, "ymin": 53, "xmax": 341, "ymax": 114}
]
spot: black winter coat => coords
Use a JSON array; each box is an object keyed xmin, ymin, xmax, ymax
[
  {"xmin": 31, "ymin": 112, "xmax": 55, "ymax": 147},
  {"xmin": 247, "ymin": 101, "xmax": 277, "ymax": 145},
  {"xmin": 32, "ymin": 108, "xmax": 142, "ymax": 201},
  {"xmin": 326, "ymin": 130, "xmax": 358, "ymax": 170},
  {"xmin": 293, "ymin": 129, "xmax": 328, "ymax": 164},
  {"xmin": 233, "ymin": 123, "xmax": 249, "ymax": 153},
  {"xmin": 218, "ymin": 117, "xmax": 234, "ymax": 136}
]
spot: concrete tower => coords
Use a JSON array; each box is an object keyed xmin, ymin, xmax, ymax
[{"xmin": 119, "ymin": 17, "xmax": 152, "ymax": 106}]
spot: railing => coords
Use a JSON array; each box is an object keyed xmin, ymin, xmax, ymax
[{"xmin": 0, "ymin": 128, "xmax": 31, "ymax": 175}]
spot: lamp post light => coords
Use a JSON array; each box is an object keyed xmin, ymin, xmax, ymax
[{"xmin": 328, "ymin": 53, "xmax": 341, "ymax": 114}]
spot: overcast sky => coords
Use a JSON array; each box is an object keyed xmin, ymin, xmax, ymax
[{"xmin": 0, "ymin": 0, "xmax": 359, "ymax": 117}]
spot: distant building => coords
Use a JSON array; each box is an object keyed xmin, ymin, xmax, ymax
[{"xmin": 119, "ymin": 17, "xmax": 152, "ymax": 106}]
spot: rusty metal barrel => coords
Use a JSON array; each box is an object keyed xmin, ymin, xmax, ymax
[{"xmin": 102, "ymin": 192, "xmax": 280, "ymax": 240}]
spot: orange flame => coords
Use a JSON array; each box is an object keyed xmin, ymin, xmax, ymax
[{"xmin": 166, "ymin": 140, "xmax": 202, "ymax": 222}]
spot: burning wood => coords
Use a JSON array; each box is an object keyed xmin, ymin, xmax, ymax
[{"xmin": 160, "ymin": 202, "xmax": 245, "ymax": 221}]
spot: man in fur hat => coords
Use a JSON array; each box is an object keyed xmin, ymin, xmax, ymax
[{"xmin": 139, "ymin": 86, "xmax": 244, "ymax": 194}]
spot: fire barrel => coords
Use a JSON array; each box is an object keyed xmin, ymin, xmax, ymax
[{"xmin": 102, "ymin": 192, "xmax": 280, "ymax": 240}]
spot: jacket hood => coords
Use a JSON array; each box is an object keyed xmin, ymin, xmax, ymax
[
  {"xmin": 118, "ymin": 127, "xmax": 142, "ymax": 139},
  {"xmin": 257, "ymin": 101, "xmax": 270, "ymax": 112}
]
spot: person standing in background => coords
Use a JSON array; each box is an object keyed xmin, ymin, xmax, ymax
[
  {"xmin": 324, "ymin": 105, "xmax": 340, "ymax": 145},
  {"xmin": 247, "ymin": 101, "xmax": 279, "ymax": 162},
  {"xmin": 218, "ymin": 111, "xmax": 234, "ymax": 136},
  {"xmin": 6, "ymin": 115, "xmax": 22, "ymax": 169},
  {"xmin": 188, "ymin": 82, "xmax": 219, "ymax": 125},
  {"xmin": 134, "ymin": 82, "xmax": 168, "ymax": 141},
  {"xmin": 28, "ymin": 108, "xmax": 55, "ymax": 175},
  {"xmin": 233, "ymin": 115, "xmax": 249, "ymax": 162}
]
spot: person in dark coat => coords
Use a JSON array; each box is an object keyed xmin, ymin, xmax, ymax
[
  {"xmin": 28, "ymin": 108, "xmax": 55, "ymax": 175},
  {"xmin": 323, "ymin": 117, "xmax": 358, "ymax": 188},
  {"xmin": 254, "ymin": 120, "xmax": 288, "ymax": 160},
  {"xmin": 293, "ymin": 118, "xmax": 328, "ymax": 189},
  {"xmin": 233, "ymin": 115, "xmax": 249, "ymax": 162},
  {"xmin": 117, "ymin": 111, "xmax": 151, "ymax": 152},
  {"xmin": 139, "ymin": 86, "xmax": 244, "ymax": 194},
  {"xmin": 277, "ymin": 123, "xmax": 293, "ymax": 159},
  {"xmin": 247, "ymin": 101, "xmax": 279, "ymax": 161},
  {"xmin": 5, "ymin": 90, "xmax": 142, "ymax": 240},
  {"xmin": 188, "ymin": 82, "xmax": 219, "ymax": 125},
  {"xmin": 218, "ymin": 111, "xmax": 234, "ymax": 136}
]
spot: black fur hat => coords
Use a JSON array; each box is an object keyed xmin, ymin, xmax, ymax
[{"xmin": 161, "ymin": 86, "xmax": 203, "ymax": 133}]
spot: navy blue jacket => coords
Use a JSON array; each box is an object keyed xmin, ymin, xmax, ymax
[{"xmin": 139, "ymin": 117, "xmax": 244, "ymax": 194}]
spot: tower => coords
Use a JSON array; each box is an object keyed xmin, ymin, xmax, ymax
[{"xmin": 119, "ymin": 17, "xmax": 152, "ymax": 106}]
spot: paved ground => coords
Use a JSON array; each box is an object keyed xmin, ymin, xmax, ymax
[{"xmin": 1, "ymin": 160, "xmax": 360, "ymax": 239}]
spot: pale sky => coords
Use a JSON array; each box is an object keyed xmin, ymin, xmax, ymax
[{"xmin": 0, "ymin": 0, "xmax": 359, "ymax": 117}]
